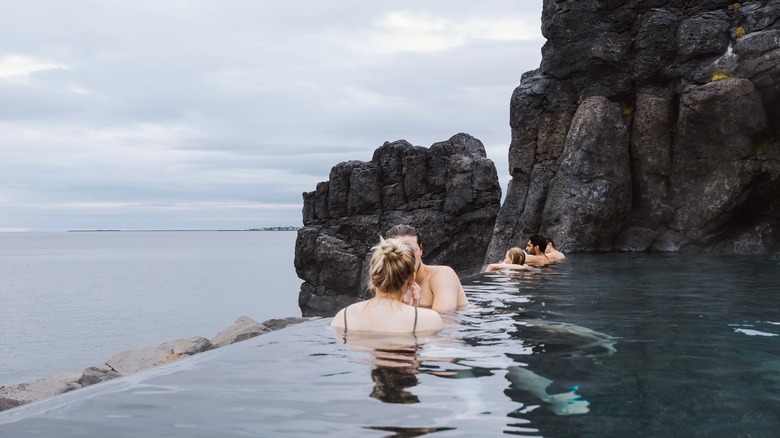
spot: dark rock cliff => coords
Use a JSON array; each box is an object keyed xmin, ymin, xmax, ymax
[
  {"xmin": 487, "ymin": 0, "xmax": 780, "ymax": 260},
  {"xmin": 295, "ymin": 133, "xmax": 501, "ymax": 317},
  {"xmin": 294, "ymin": 1, "xmax": 780, "ymax": 317}
]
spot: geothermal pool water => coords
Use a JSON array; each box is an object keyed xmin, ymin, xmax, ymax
[{"xmin": 1, "ymin": 253, "xmax": 778, "ymax": 437}]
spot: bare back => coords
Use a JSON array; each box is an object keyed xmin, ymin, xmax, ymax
[
  {"xmin": 546, "ymin": 249, "xmax": 566, "ymax": 262},
  {"xmin": 331, "ymin": 299, "xmax": 443, "ymax": 334}
]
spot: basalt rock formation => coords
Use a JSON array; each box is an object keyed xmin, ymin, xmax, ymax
[
  {"xmin": 293, "ymin": 1, "xmax": 780, "ymax": 317},
  {"xmin": 486, "ymin": 0, "xmax": 780, "ymax": 260},
  {"xmin": 295, "ymin": 133, "xmax": 501, "ymax": 317}
]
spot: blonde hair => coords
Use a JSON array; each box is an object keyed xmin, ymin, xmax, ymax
[
  {"xmin": 507, "ymin": 247, "xmax": 525, "ymax": 265},
  {"xmin": 369, "ymin": 237, "xmax": 416, "ymax": 297}
]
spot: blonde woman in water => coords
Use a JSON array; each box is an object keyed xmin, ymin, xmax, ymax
[
  {"xmin": 331, "ymin": 237, "xmax": 443, "ymax": 334},
  {"xmin": 485, "ymin": 247, "xmax": 528, "ymax": 272}
]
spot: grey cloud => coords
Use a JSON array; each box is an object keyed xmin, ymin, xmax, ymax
[{"xmin": 0, "ymin": 0, "xmax": 544, "ymax": 230}]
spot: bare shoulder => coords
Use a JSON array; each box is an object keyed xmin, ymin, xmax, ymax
[
  {"xmin": 331, "ymin": 308, "xmax": 345, "ymax": 328},
  {"xmin": 431, "ymin": 265, "xmax": 463, "ymax": 290},
  {"xmin": 525, "ymin": 254, "xmax": 550, "ymax": 265},
  {"xmin": 430, "ymin": 264, "xmax": 459, "ymax": 279},
  {"xmin": 417, "ymin": 307, "xmax": 444, "ymax": 332},
  {"xmin": 548, "ymin": 252, "xmax": 566, "ymax": 262}
]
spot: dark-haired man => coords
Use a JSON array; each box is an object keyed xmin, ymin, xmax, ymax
[
  {"xmin": 524, "ymin": 234, "xmax": 551, "ymax": 266},
  {"xmin": 385, "ymin": 224, "xmax": 469, "ymax": 313}
]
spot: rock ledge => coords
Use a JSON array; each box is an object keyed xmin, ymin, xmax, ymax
[{"xmin": 0, "ymin": 316, "xmax": 317, "ymax": 412}]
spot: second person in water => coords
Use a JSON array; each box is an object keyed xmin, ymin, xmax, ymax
[
  {"xmin": 485, "ymin": 247, "xmax": 527, "ymax": 272},
  {"xmin": 385, "ymin": 225, "xmax": 469, "ymax": 313}
]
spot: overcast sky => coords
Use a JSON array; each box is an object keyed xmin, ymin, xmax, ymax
[{"xmin": 1, "ymin": 1, "xmax": 544, "ymax": 231}]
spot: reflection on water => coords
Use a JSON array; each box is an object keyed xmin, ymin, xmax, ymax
[
  {"xmin": 1, "ymin": 254, "xmax": 779, "ymax": 437},
  {"xmin": 343, "ymin": 314, "xmax": 604, "ymax": 417},
  {"xmin": 370, "ymin": 366, "xmax": 420, "ymax": 404},
  {"xmin": 340, "ymin": 334, "xmax": 425, "ymax": 404}
]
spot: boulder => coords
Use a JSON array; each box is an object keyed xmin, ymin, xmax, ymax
[
  {"xmin": 0, "ymin": 397, "xmax": 24, "ymax": 411},
  {"xmin": 105, "ymin": 336, "xmax": 213, "ymax": 375},
  {"xmin": 261, "ymin": 316, "xmax": 318, "ymax": 331},
  {"xmin": 0, "ymin": 370, "xmax": 82, "ymax": 406},
  {"xmin": 296, "ymin": 133, "xmax": 501, "ymax": 316},
  {"xmin": 77, "ymin": 366, "xmax": 120, "ymax": 387},
  {"xmin": 211, "ymin": 316, "xmax": 270, "ymax": 348}
]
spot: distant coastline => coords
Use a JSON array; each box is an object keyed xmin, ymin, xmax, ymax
[{"xmin": 68, "ymin": 227, "xmax": 300, "ymax": 232}]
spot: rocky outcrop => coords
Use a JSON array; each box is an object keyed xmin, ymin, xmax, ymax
[
  {"xmin": 0, "ymin": 371, "xmax": 83, "ymax": 408},
  {"xmin": 0, "ymin": 398, "xmax": 23, "ymax": 411},
  {"xmin": 105, "ymin": 336, "xmax": 213, "ymax": 375},
  {"xmin": 487, "ymin": 0, "xmax": 780, "ymax": 259},
  {"xmin": 295, "ymin": 133, "xmax": 502, "ymax": 317},
  {"xmin": 211, "ymin": 315, "xmax": 270, "ymax": 347},
  {"xmin": 0, "ymin": 316, "xmax": 318, "ymax": 412},
  {"xmin": 261, "ymin": 316, "xmax": 315, "ymax": 331},
  {"xmin": 77, "ymin": 367, "xmax": 121, "ymax": 387}
]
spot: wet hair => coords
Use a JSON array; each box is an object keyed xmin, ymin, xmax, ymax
[
  {"xmin": 507, "ymin": 247, "xmax": 525, "ymax": 265},
  {"xmin": 369, "ymin": 237, "xmax": 416, "ymax": 296},
  {"xmin": 546, "ymin": 238, "xmax": 556, "ymax": 248},
  {"xmin": 385, "ymin": 224, "xmax": 422, "ymax": 247},
  {"xmin": 528, "ymin": 234, "xmax": 547, "ymax": 251}
]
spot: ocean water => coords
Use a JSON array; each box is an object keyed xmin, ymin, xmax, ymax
[
  {"xmin": 0, "ymin": 231, "xmax": 302, "ymax": 386},
  {"xmin": 1, "ymin": 252, "xmax": 778, "ymax": 436}
]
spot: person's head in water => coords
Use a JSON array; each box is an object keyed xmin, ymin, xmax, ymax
[
  {"xmin": 505, "ymin": 247, "xmax": 526, "ymax": 265},
  {"xmin": 526, "ymin": 234, "xmax": 547, "ymax": 255},
  {"xmin": 369, "ymin": 237, "xmax": 416, "ymax": 298},
  {"xmin": 385, "ymin": 224, "xmax": 422, "ymax": 246},
  {"xmin": 544, "ymin": 237, "xmax": 566, "ymax": 261},
  {"xmin": 385, "ymin": 225, "xmax": 423, "ymax": 271}
]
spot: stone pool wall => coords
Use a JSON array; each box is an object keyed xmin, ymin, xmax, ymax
[{"xmin": 0, "ymin": 316, "xmax": 317, "ymax": 412}]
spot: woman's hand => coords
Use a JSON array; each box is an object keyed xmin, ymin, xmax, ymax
[{"xmin": 403, "ymin": 282, "xmax": 421, "ymax": 306}]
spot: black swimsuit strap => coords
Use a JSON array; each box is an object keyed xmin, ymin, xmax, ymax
[{"xmin": 343, "ymin": 308, "xmax": 348, "ymax": 333}]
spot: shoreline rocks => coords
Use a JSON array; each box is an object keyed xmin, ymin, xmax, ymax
[{"xmin": 0, "ymin": 315, "xmax": 316, "ymax": 412}]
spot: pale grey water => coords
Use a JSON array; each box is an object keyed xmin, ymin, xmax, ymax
[
  {"xmin": 0, "ymin": 231, "xmax": 301, "ymax": 386},
  {"xmin": 1, "ymin": 252, "xmax": 778, "ymax": 436}
]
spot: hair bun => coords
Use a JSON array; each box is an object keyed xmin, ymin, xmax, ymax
[
  {"xmin": 380, "ymin": 238, "xmax": 402, "ymax": 258},
  {"xmin": 369, "ymin": 236, "xmax": 416, "ymax": 295}
]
